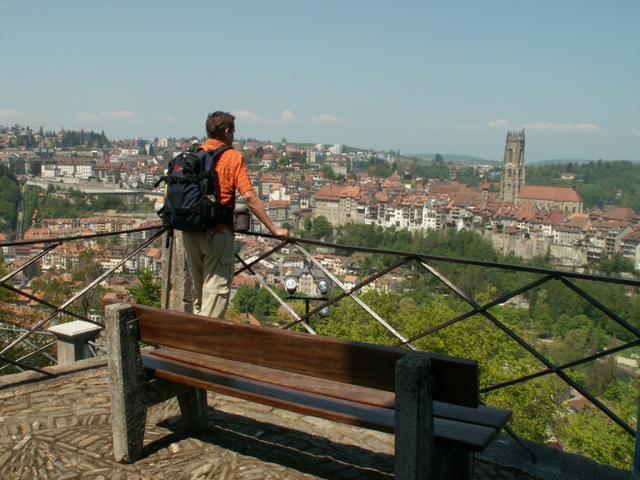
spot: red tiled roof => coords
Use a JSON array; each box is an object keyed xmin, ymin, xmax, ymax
[
  {"xmin": 621, "ymin": 229, "xmax": 640, "ymax": 243},
  {"xmin": 269, "ymin": 200, "xmax": 290, "ymax": 208},
  {"xmin": 599, "ymin": 207, "xmax": 636, "ymax": 222},
  {"xmin": 315, "ymin": 184, "xmax": 342, "ymax": 201},
  {"xmin": 340, "ymin": 185, "xmax": 360, "ymax": 198},
  {"xmin": 518, "ymin": 185, "xmax": 582, "ymax": 203}
]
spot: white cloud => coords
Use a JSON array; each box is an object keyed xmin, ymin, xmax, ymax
[
  {"xmin": 457, "ymin": 124, "xmax": 483, "ymax": 132},
  {"xmin": 486, "ymin": 119, "xmax": 511, "ymax": 129},
  {"xmin": 310, "ymin": 113, "xmax": 345, "ymax": 126},
  {"xmin": 629, "ymin": 128, "xmax": 640, "ymax": 137},
  {"xmin": 523, "ymin": 121, "xmax": 603, "ymax": 133},
  {"xmin": 233, "ymin": 109, "xmax": 295, "ymax": 124},
  {"xmin": 279, "ymin": 110, "xmax": 295, "ymax": 122},
  {"xmin": 153, "ymin": 115, "xmax": 178, "ymax": 123},
  {"xmin": 233, "ymin": 110, "xmax": 262, "ymax": 122},
  {"xmin": 0, "ymin": 109, "xmax": 20, "ymax": 121},
  {"xmin": 75, "ymin": 110, "xmax": 137, "ymax": 121}
]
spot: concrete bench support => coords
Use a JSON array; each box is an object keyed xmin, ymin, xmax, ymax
[
  {"xmin": 47, "ymin": 320, "xmax": 102, "ymax": 365},
  {"xmin": 394, "ymin": 352, "xmax": 434, "ymax": 480},
  {"xmin": 106, "ymin": 305, "xmax": 147, "ymax": 463},
  {"xmin": 106, "ymin": 304, "xmax": 208, "ymax": 463}
]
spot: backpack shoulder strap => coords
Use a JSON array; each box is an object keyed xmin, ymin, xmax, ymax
[{"xmin": 200, "ymin": 145, "xmax": 231, "ymax": 198}]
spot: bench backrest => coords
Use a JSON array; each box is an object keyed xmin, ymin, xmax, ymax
[{"xmin": 132, "ymin": 304, "xmax": 480, "ymax": 407}]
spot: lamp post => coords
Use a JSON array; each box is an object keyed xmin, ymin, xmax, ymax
[{"xmin": 284, "ymin": 277, "xmax": 331, "ymax": 318}]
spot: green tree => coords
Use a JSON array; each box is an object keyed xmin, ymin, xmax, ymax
[
  {"xmin": 312, "ymin": 216, "xmax": 333, "ymax": 240},
  {"xmin": 302, "ymin": 217, "xmax": 313, "ymax": 234},
  {"xmin": 555, "ymin": 406, "xmax": 635, "ymax": 469},
  {"xmin": 321, "ymin": 164, "xmax": 336, "ymax": 180},
  {"xmin": 254, "ymin": 288, "xmax": 280, "ymax": 320},
  {"xmin": 315, "ymin": 289, "xmax": 558, "ymax": 442},
  {"xmin": 594, "ymin": 254, "xmax": 635, "ymax": 276},
  {"xmin": 233, "ymin": 285, "xmax": 258, "ymax": 313},
  {"xmin": 128, "ymin": 269, "xmax": 161, "ymax": 307}
]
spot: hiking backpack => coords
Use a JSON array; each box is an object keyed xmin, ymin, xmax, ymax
[{"xmin": 155, "ymin": 145, "xmax": 234, "ymax": 232}]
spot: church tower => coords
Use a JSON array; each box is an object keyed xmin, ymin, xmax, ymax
[{"xmin": 499, "ymin": 129, "xmax": 525, "ymax": 203}]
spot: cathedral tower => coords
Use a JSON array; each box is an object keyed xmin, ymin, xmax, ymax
[{"xmin": 499, "ymin": 129, "xmax": 525, "ymax": 203}]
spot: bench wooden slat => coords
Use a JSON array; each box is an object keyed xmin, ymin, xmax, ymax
[
  {"xmin": 150, "ymin": 346, "xmax": 395, "ymax": 408},
  {"xmin": 142, "ymin": 351, "xmax": 499, "ymax": 451},
  {"xmin": 150, "ymin": 346, "xmax": 510, "ymax": 430},
  {"xmin": 133, "ymin": 304, "xmax": 479, "ymax": 407}
]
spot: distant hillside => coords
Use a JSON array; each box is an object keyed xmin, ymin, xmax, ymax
[
  {"xmin": 531, "ymin": 158, "xmax": 640, "ymax": 166},
  {"xmin": 409, "ymin": 153, "xmax": 499, "ymax": 165},
  {"xmin": 526, "ymin": 160, "xmax": 640, "ymax": 211}
]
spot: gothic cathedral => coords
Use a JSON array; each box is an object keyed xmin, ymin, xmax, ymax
[{"xmin": 499, "ymin": 129, "xmax": 525, "ymax": 203}]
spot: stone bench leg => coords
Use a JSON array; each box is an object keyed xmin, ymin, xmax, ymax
[
  {"xmin": 106, "ymin": 303, "xmax": 147, "ymax": 463},
  {"xmin": 432, "ymin": 445, "xmax": 473, "ymax": 480},
  {"xmin": 106, "ymin": 304, "xmax": 209, "ymax": 463},
  {"xmin": 394, "ymin": 351, "xmax": 474, "ymax": 480},
  {"xmin": 177, "ymin": 387, "xmax": 208, "ymax": 431},
  {"xmin": 395, "ymin": 352, "xmax": 434, "ymax": 480}
]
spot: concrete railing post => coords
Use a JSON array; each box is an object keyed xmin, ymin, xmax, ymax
[
  {"xmin": 161, "ymin": 230, "xmax": 194, "ymax": 313},
  {"xmin": 159, "ymin": 230, "xmax": 208, "ymax": 427},
  {"xmin": 47, "ymin": 320, "xmax": 102, "ymax": 365},
  {"xmin": 395, "ymin": 352, "xmax": 434, "ymax": 480}
]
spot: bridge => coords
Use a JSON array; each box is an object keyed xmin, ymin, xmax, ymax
[
  {"xmin": 25, "ymin": 178, "xmax": 163, "ymax": 200},
  {"xmin": 0, "ymin": 225, "xmax": 638, "ymax": 479}
]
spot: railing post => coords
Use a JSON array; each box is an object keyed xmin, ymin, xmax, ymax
[
  {"xmin": 159, "ymin": 229, "xmax": 208, "ymax": 424},
  {"xmin": 161, "ymin": 230, "xmax": 194, "ymax": 312},
  {"xmin": 47, "ymin": 320, "xmax": 102, "ymax": 365}
]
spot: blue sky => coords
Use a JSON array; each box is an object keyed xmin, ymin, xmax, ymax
[{"xmin": 2, "ymin": 0, "xmax": 639, "ymax": 161}]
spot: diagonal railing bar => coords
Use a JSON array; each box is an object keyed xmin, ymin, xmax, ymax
[
  {"xmin": 19, "ymin": 335, "xmax": 57, "ymax": 365},
  {"xmin": 161, "ymin": 231, "xmax": 174, "ymax": 310},
  {"xmin": 291, "ymin": 242, "xmax": 416, "ymax": 350},
  {"xmin": 481, "ymin": 339, "xmax": 640, "ymax": 394},
  {"xmin": 1, "ymin": 282, "xmax": 94, "ymax": 324},
  {"xmin": 234, "ymin": 252, "xmax": 316, "ymax": 335},
  {"xmin": 396, "ymin": 268, "xmax": 555, "ymax": 346},
  {"xmin": 559, "ymin": 277, "xmax": 640, "ymax": 339},
  {"xmin": 86, "ymin": 340, "xmax": 107, "ymax": 354},
  {"xmin": 0, "ymin": 224, "xmax": 164, "ymax": 248},
  {"xmin": 245, "ymin": 232, "xmax": 640, "ymax": 288},
  {"xmin": 0, "ymin": 339, "xmax": 58, "ymax": 371},
  {"xmin": 87, "ymin": 342, "xmax": 98, "ymax": 358},
  {"xmin": 234, "ymin": 239, "xmax": 290, "ymax": 277},
  {"xmin": 0, "ymin": 353, "xmax": 56, "ymax": 376},
  {"xmin": 0, "ymin": 324, "xmax": 54, "ymax": 336},
  {"xmin": 0, "ymin": 242, "xmax": 61, "ymax": 284},
  {"xmin": 283, "ymin": 256, "xmax": 414, "ymax": 331},
  {"xmin": 0, "ymin": 228, "xmax": 166, "ymax": 360},
  {"xmin": 414, "ymin": 260, "xmax": 635, "ymax": 436}
]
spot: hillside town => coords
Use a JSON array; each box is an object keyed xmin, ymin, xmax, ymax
[
  {"xmin": 1, "ymin": 126, "xmax": 638, "ymax": 280},
  {"xmin": 0, "ymin": 125, "xmax": 638, "ymax": 317}
]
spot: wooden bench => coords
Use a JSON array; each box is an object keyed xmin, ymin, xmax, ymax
[{"xmin": 106, "ymin": 303, "xmax": 511, "ymax": 479}]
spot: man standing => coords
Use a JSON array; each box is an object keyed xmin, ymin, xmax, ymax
[{"xmin": 182, "ymin": 111, "xmax": 287, "ymax": 318}]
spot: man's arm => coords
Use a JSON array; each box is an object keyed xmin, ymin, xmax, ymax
[{"xmin": 241, "ymin": 189, "xmax": 288, "ymax": 237}]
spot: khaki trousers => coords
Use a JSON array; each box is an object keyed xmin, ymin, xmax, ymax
[{"xmin": 182, "ymin": 229, "xmax": 235, "ymax": 318}]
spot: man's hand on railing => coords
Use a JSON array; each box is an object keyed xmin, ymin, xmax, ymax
[{"xmin": 272, "ymin": 227, "xmax": 288, "ymax": 238}]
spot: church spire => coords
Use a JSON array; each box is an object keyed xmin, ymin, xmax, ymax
[{"xmin": 499, "ymin": 129, "xmax": 525, "ymax": 203}]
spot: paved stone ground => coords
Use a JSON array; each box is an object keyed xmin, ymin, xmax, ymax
[{"xmin": 0, "ymin": 358, "xmax": 547, "ymax": 479}]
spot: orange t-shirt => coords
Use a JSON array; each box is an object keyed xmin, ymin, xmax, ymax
[{"xmin": 200, "ymin": 138, "xmax": 254, "ymax": 231}]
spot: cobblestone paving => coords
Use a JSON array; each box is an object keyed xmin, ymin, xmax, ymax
[{"xmin": 0, "ymin": 360, "xmax": 539, "ymax": 479}]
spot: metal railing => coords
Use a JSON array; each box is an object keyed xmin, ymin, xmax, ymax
[{"xmin": 0, "ymin": 224, "xmax": 638, "ymax": 445}]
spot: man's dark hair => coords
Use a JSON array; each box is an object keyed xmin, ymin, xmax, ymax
[{"xmin": 206, "ymin": 111, "xmax": 235, "ymax": 139}]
